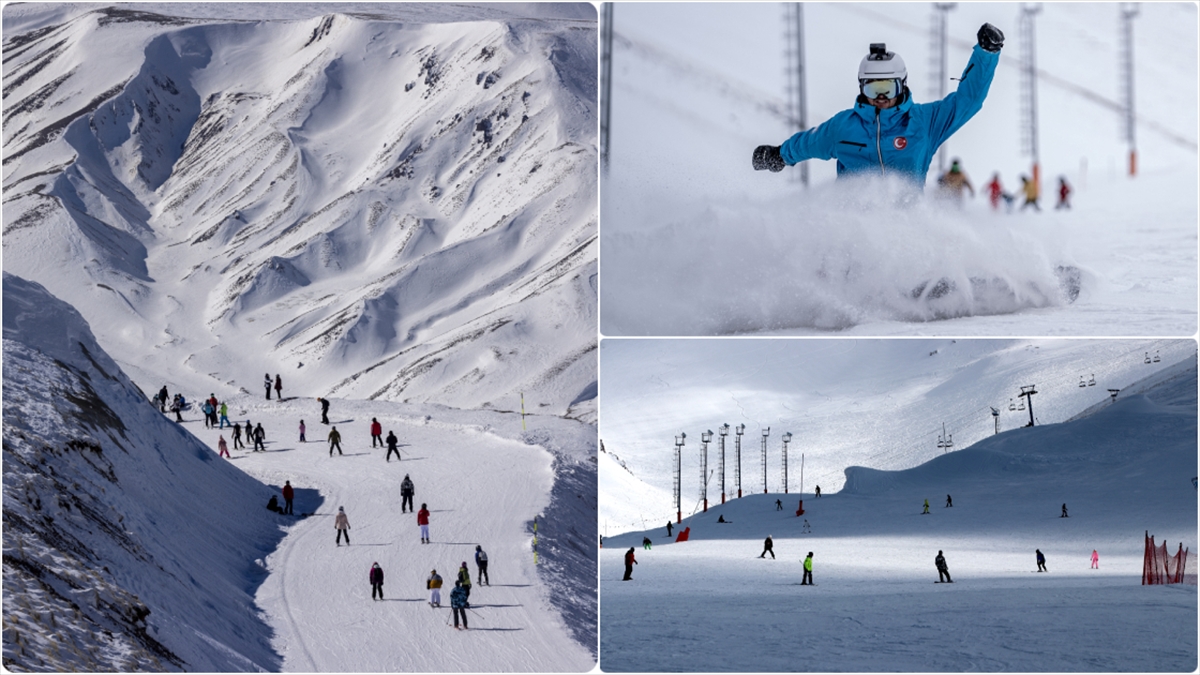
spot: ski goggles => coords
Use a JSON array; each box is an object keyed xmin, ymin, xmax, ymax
[{"xmin": 861, "ymin": 78, "xmax": 901, "ymax": 100}]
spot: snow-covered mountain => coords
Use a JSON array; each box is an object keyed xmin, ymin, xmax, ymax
[{"xmin": 2, "ymin": 3, "xmax": 597, "ymax": 414}]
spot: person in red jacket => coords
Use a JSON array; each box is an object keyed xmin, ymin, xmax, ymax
[
  {"xmin": 623, "ymin": 547, "xmax": 637, "ymax": 581},
  {"xmin": 370, "ymin": 417, "xmax": 383, "ymax": 447},
  {"xmin": 282, "ymin": 480, "xmax": 294, "ymax": 515},
  {"xmin": 418, "ymin": 503, "xmax": 431, "ymax": 544},
  {"xmin": 369, "ymin": 562, "xmax": 384, "ymax": 601}
]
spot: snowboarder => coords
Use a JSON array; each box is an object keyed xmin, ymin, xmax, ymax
[
  {"xmin": 253, "ymin": 423, "xmax": 266, "ymax": 452},
  {"xmin": 386, "ymin": 431, "xmax": 401, "ymax": 461},
  {"xmin": 935, "ymin": 550, "xmax": 952, "ymax": 583},
  {"xmin": 370, "ymin": 562, "xmax": 384, "ymax": 601},
  {"xmin": 232, "ymin": 422, "xmax": 245, "ymax": 449},
  {"xmin": 666, "ymin": 522, "xmax": 673, "ymax": 537},
  {"xmin": 335, "ymin": 506, "xmax": 350, "ymax": 546},
  {"xmin": 450, "ymin": 581, "xmax": 470, "ymax": 630},
  {"xmin": 218, "ymin": 402, "xmax": 230, "ymax": 428},
  {"xmin": 1055, "ymin": 176, "xmax": 1072, "ymax": 210},
  {"xmin": 623, "ymin": 547, "xmax": 637, "ymax": 581},
  {"xmin": 267, "ymin": 495, "xmax": 283, "ymax": 513},
  {"xmin": 801, "ymin": 552, "xmax": 814, "ymax": 585},
  {"xmin": 264, "ymin": 373, "xmax": 273, "ymax": 400},
  {"xmin": 274, "ymin": 374, "xmax": 282, "ymax": 399},
  {"xmin": 775, "ymin": 499, "xmax": 783, "ymax": 511},
  {"xmin": 400, "ymin": 475, "xmax": 415, "ymax": 513},
  {"xmin": 1061, "ymin": 503, "xmax": 1069, "ymax": 518},
  {"xmin": 922, "ymin": 499, "xmax": 930, "ymax": 514},
  {"xmin": 1019, "ymin": 175, "xmax": 1041, "ymax": 211},
  {"xmin": 815, "ymin": 486, "xmax": 821, "ymax": 498},
  {"xmin": 937, "ymin": 159, "xmax": 975, "ymax": 206},
  {"xmin": 717, "ymin": 514, "xmax": 728, "ymax": 523},
  {"xmin": 945, "ymin": 494, "xmax": 953, "ymax": 508},
  {"xmin": 417, "ymin": 503, "xmax": 430, "ymax": 543},
  {"xmin": 157, "ymin": 385, "xmax": 169, "ymax": 412},
  {"xmin": 457, "ymin": 562, "xmax": 473, "ymax": 598},
  {"xmin": 319, "ymin": 397, "xmax": 330, "ymax": 425},
  {"xmin": 475, "ymin": 545, "xmax": 489, "ymax": 585},
  {"xmin": 643, "ymin": 536, "xmax": 652, "ymax": 550},
  {"xmin": 1036, "ymin": 549, "xmax": 1047, "ymax": 572},
  {"xmin": 328, "ymin": 426, "xmax": 343, "ymax": 456},
  {"xmin": 217, "ymin": 435, "xmax": 230, "ymax": 458},
  {"xmin": 753, "ymin": 25, "xmax": 1004, "ymax": 187},
  {"xmin": 282, "ymin": 480, "xmax": 294, "ymax": 515},
  {"xmin": 1091, "ymin": 550, "xmax": 1099, "ymax": 569},
  {"xmin": 370, "ymin": 418, "xmax": 383, "ymax": 447},
  {"xmin": 427, "ymin": 569, "xmax": 444, "ymax": 607},
  {"xmin": 759, "ymin": 535, "xmax": 775, "ymax": 559},
  {"xmin": 299, "ymin": 420, "xmax": 306, "ymax": 443}
]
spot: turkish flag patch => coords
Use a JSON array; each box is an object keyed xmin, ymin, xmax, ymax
[{"xmin": 893, "ymin": 137, "xmax": 908, "ymax": 150}]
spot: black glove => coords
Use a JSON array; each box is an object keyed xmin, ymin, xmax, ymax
[
  {"xmin": 977, "ymin": 23, "xmax": 1004, "ymax": 52},
  {"xmin": 752, "ymin": 145, "xmax": 785, "ymax": 172}
]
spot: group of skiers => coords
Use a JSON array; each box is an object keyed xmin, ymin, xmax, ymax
[{"xmin": 982, "ymin": 172, "xmax": 1072, "ymax": 212}]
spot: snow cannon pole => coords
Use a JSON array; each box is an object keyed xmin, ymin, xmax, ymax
[
  {"xmin": 521, "ymin": 392, "xmax": 526, "ymax": 431},
  {"xmin": 533, "ymin": 516, "xmax": 538, "ymax": 565}
]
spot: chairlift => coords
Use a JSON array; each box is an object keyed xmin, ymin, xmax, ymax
[
  {"xmin": 1078, "ymin": 377, "xmax": 1086, "ymax": 388},
  {"xmin": 1144, "ymin": 352, "xmax": 1152, "ymax": 364},
  {"xmin": 1018, "ymin": 400, "xmax": 1026, "ymax": 411},
  {"xmin": 1088, "ymin": 374, "xmax": 1096, "ymax": 386},
  {"xmin": 1153, "ymin": 351, "xmax": 1161, "ymax": 363},
  {"xmin": 1008, "ymin": 399, "xmax": 1016, "ymax": 411}
]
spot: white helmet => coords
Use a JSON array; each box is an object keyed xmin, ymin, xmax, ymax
[{"xmin": 858, "ymin": 43, "xmax": 907, "ymax": 81}]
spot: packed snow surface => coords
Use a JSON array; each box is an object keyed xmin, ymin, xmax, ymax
[
  {"xmin": 600, "ymin": 363, "xmax": 1197, "ymax": 672},
  {"xmin": 600, "ymin": 2, "xmax": 1197, "ymax": 336}
]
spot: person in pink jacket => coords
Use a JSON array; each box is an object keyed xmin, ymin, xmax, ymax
[
  {"xmin": 1090, "ymin": 550, "xmax": 1099, "ymax": 569},
  {"xmin": 217, "ymin": 435, "xmax": 230, "ymax": 458},
  {"xmin": 335, "ymin": 506, "xmax": 351, "ymax": 546}
]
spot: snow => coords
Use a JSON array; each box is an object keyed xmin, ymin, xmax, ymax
[
  {"xmin": 600, "ymin": 357, "xmax": 1197, "ymax": 672},
  {"xmin": 600, "ymin": 2, "xmax": 1198, "ymax": 336}
]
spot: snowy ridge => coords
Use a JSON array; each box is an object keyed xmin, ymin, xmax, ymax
[
  {"xmin": 2, "ymin": 5, "xmax": 597, "ymax": 414},
  {"xmin": 2, "ymin": 273, "xmax": 285, "ymax": 672}
]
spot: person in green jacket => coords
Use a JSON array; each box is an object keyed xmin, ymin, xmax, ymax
[
  {"xmin": 922, "ymin": 499, "xmax": 930, "ymax": 514},
  {"xmin": 328, "ymin": 426, "xmax": 343, "ymax": 456},
  {"xmin": 801, "ymin": 552, "xmax": 814, "ymax": 585}
]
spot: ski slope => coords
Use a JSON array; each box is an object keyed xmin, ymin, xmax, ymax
[
  {"xmin": 599, "ymin": 2, "xmax": 1197, "ymax": 336},
  {"xmin": 600, "ymin": 364, "xmax": 1197, "ymax": 672}
]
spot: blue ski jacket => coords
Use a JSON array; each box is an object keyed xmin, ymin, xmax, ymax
[
  {"xmin": 779, "ymin": 45, "xmax": 1000, "ymax": 186},
  {"xmin": 450, "ymin": 586, "xmax": 469, "ymax": 609}
]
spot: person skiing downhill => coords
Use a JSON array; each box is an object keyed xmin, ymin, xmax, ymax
[
  {"xmin": 370, "ymin": 418, "xmax": 383, "ymax": 447},
  {"xmin": 400, "ymin": 475, "xmax": 415, "ymax": 513},
  {"xmin": 475, "ymin": 545, "xmax": 490, "ymax": 586},
  {"xmin": 450, "ymin": 580, "xmax": 470, "ymax": 630},
  {"xmin": 319, "ymin": 397, "xmax": 331, "ymax": 425},
  {"xmin": 328, "ymin": 426, "xmax": 343, "ymax": 456},
  {"xmin": 643, "ymin": 536, "xmax": 653, "ymax": 550},
  {"xmin": 1061, "ymin": 503, "xmax": 1069, "ymax": 518},
  {"xmin": 370, "ymin": 562, "xmax": 384, "ymax": 600},
  {"xmin": 427, "ymin": 569, "xmax": 444, "ymax": 607},
  {"xmin": 922, "ymin": 499, "xmax": 931, "ymax": 514},
  {"xmin": 1036, "ymin": 549, "xmax": 1047, "ymax": 572},
  {"xmin": 945, "ymin": 494, "xmax": 953, "ymax": 508},
  {"xmin": 935, "ymin": 550, "xmax": 952, "ymax": 582},
  {"xmin": 1090, "ymin": 550, "xmax": 1099, "ymax": 569},
  {"xmin": 759, "ymin": 535, "xmax": 775, "ymax": 559},
  {"xmin": 623, "ymin": 547, "xmax": 637, "ymax": 581},
  {"xmin": 386, "ymin": 431, "xmax": 401, "ymax": 462},
  {"xmin": 417, "ymin": 503, "xmax": 431, "ymax": 543},
  {"xmin": 801, "ymin": 552, "xmax": 814, "ymax": 585},
  {"xmin": 753, "ymin": 25, "xmax": 1004, "ymax": 187},
  {"xmin": 335, "ymin": 506, "xmax": 350, "ymax": 546}
]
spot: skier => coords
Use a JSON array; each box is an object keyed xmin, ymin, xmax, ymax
[
  {"xmin": 217, "ymin": 435, "xmax": 230, "ymax": 458},
  {"xmin": 753, "ymin": 25, "xmax": 1004, "ymax": 187},
  {"xmin": 1090, "ymin": 550, "xmax": 1099, "ymax": 569},
  {"xmin": 984, "ymin": 172, "xmax": 1014, "ymax": 212},
  {"xmin": 759, "ymin": 535, "xmax": 775, "ymax": 559},
  {"xmin": 386, "ymin": 431, "xmax": 401, "ymax": 461},
  {"xmin": 274, "ymin": 374, "xmax": 282, "ymax": 399},
  {"xmin": 922, "ymin": 499, "xmax": 930, "ymax": 514},
  {"xmin": 328, "ymin": 426, "xmax": 343, "ymax": 456},
  {"xmin": 1019, "ymin": 175, "xmax": 1041, "ymax": 211},
  {"xmin": 457, "ymin": 562, "xmax": 473, "ymax": 598},
  {"xmin": 282, "ymin": 480, "xmax": 294, "ymax": 515},
  {"xmin": 417, "ymin": 503, "xmax": 430, "ymax": 544},
  {"xmin": 319, "ymin": 397, "xmax": 331, "ymax": 425},
  {"xmin": 202, "ymin": 399, "xmax": 215, "ymax": 429},
  {"xmin": 937, "ymin": 159, "xmax": 975, "ymax": 206},
  {"xmin": 775, "ymin": 499, "xmax": 783, "ymax": 511},
  {"xmin": 666, "ymin": 521, "xmax": 673, "ymax": 538},
  {"xmin": 218, "ymin": 401, "xmax": 230, "ymax": 428},
  {"xmin": 427, "ymin": 569, "xmax": 444, "ymax": 607},
  {"xmin": 232, "ymin": 422, "xmax": 245, "ymax": 450},
  {"xmin": 935, "ymin": 550, "xmax": 952, "ymax": 583},
  {"xmin": 475, "ymin": 545, "xmax": 489, "ymax": 586},
  {"xmin": 369, "ymin": 562, "xmax": 384, "ymax": 601},
  {"xmin": 945, "ymin": 494, "xmax": 953, "ymax": 508},
  {"xmin": 264, "ymin": 373, "xmax": 272, "ymax": 400},
  {"xmin": 171, "ymin": 396, "xmax": 183, "ymax": 422},
  {"xmin": 623, "ymin": 547, "xmax": 637, "ymax": 581},
  {"xmin": 450, "ymin": 580, "xmax": 470, "ymax": 630},
  {"xmin": 1055, "ymin": 176, "xmax": 1072, "ymax": 210},
  {"xmin": 335, "ymin": 506, "xmax": 351, "ymax": 546},
  {"xmin": 400, "ymin": 474, "xmax": 415, "ymax": 513},
  {"xmin": 801, "ymin": 552, "xmax": 814, "ymax": 585},
  {"xmin": 1061, "ymin": 503, "xmax": 1069, "ymax": 518},
  {"xmin": 370, "ymin": 418, "xmax": 383, "ymax": 447},
  {"xmin": 815, "ymin": 486, "xmax": 821, "ymax": 498},
  {"xmin": 253, "ymin": 423, "xmax": 266, "ymax": 452},
  {"xmin": 1036, "ymin": 549, "xmax": 1047, "ymax": 572},
  {"xmin": 157, "ymin": 385, "xmax": 169, "ymax": 412},
  {"xmin": 643, "ymin": 536, "xmax": 652, "ymax": 550},
  {"xmin": 299, "ymin": 420, "xmax": 306, "ymax": 443}
]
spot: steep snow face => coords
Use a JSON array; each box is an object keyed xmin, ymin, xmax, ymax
[
  {"xmin": 2, "ymin": 273, "xmax": 287, "ymax": 672},
  {"xmin": 2, "ymin": 5, "xmax": 597, "ymax": 414}
]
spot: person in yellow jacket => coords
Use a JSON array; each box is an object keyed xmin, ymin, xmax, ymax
[
  {"xmin": 801, "ymin": 552, "xmax": 814, "ymax": 585},
  {"xmin": 1019, "ymin": 174, "xmax": 1041, "ymax": 211},
  {"xmin": 427, "ymin": 569, "xmax": 444, "ymax": 607}
]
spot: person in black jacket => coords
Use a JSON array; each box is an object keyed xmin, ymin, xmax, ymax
[
  {"xmin": 385, "ymin": 431, "xmax": 401, "ymax": 462},
  {"xmin": 1036, "ymin": 549, "xmax": 1047, "ymax": 572},
  {"xmin": 935, "ymin": 550, "xmax": 952, "ymax": 583},
  {"xmin": 400, "ymin": 474, "xmax": 415, "ymax": 513},
  {"xmin": 370, "ymin": 562, "xmax": 384, "ymax": 600},
  {"xmin": 623, "ymin": 547, "xmax": 637, "ymax": 580},
  {"xmin": 759, "ymin": 535, "xmax": 775, "ymax": 559}
]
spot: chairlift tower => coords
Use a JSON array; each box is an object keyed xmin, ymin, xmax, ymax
[
  {"xmin": 783, "ymin": 3, "xmax": 809, "ymax": 186},
  {"xmin": 930, "ymin": 3, "xmax": 957, "ymax": 175},
  {"xmin": 1018, "ymin": 4, "xmax": 1043, "ymax": 195},
  {"xmin": 991, "ymin": 407, "xmax": 1000, "ymax": 435},
  {"xmin": 735, "ymin": 424, "xmax": 745, "ymax": 498},
  {"xmin": 599, "ymin": 3, "xmax": 614, "ymax": 173},
  {"xmin": 700, "ymin": 430, "xmax": 712, "ymax": 513},
  {"xmin": 673, "ymin": 433, "xmax": 685, "ymax": 524},
  {"xmin": 718, "ymin": 423, "xmax": 729, "ymax": 504},
  {"xmin": 1119, "ymin": 3, "xmax": 1139, "ymax": 176},
  {"xmin": 1019, "ymin": 385, "xmax": 1038, "ymax": 427},
  {"xmin": 781, "ymin": 432, "xmax": 793, "ymax": 494},
  {"xmin": 760, "ymin": 427, "xmax": 770, "ymax": 493}
]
